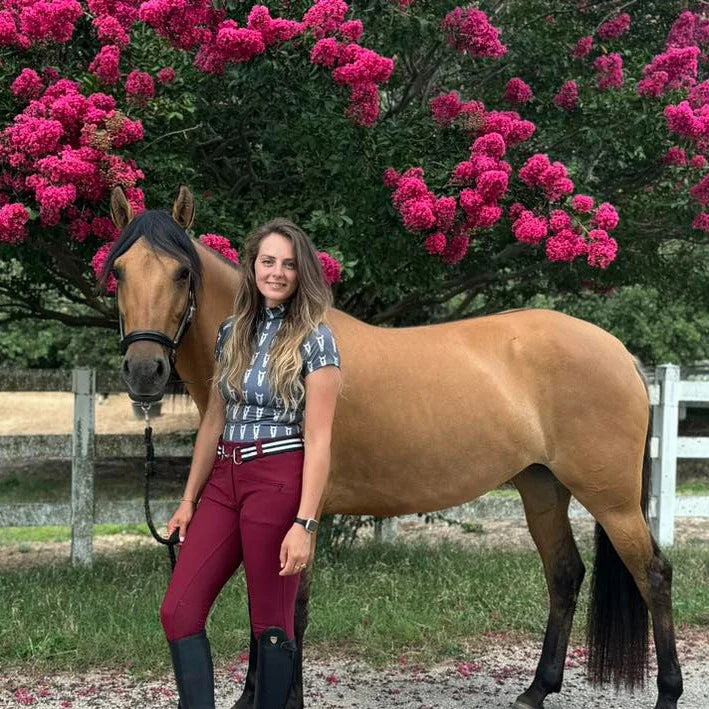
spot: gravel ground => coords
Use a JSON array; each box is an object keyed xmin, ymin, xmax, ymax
[{"xmin": 2, "ymin": 629, "xmax": 707, "ymax": 708}]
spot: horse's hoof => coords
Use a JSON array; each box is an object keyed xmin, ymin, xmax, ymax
[{"xmin": 513, "ymin": 697, "xmax": 541, "ymax": 709}]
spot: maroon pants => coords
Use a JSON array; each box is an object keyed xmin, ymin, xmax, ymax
[{"xmin": 160, "ymin": 440, "xmax": 304, "ymax": 642}]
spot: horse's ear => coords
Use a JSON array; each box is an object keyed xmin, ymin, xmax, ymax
[
  {"xmin": 110, "ymin": 186, "xmax": 134, "ymax": 231},
  {"xmin": 172, "ymin": 185, "xmax": 195, "ymax": 230}
]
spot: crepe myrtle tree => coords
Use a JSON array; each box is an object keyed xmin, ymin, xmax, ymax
[{"xmin": 0, "ymin": 0, "xmax": 706, "ymax": 332}]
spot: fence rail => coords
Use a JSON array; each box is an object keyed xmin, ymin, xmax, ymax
[{"xmin": 1, "ymin": 364, "xmax": 708, "ymax": 564}]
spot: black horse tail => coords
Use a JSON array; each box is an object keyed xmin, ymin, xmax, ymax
[{"xmin": 586, "ymin": 401, "xmax": 651, "ymax": 690}]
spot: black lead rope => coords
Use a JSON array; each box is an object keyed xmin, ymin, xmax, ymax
[{"xmin": 141, "ymin": 404, "xmax": 180, "ymax": 571}]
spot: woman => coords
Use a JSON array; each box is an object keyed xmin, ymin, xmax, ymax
[{"xmin": 160, "ymin": 218, "xmax": 341, "ymax": 709}]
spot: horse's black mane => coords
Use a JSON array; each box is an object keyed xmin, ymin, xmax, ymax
[{"xmin": 100, "ymin": 210, "xmax": 204, "ymax": 291}]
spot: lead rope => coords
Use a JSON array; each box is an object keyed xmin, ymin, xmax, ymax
[{"xmin": 141, "ymin": 403, "xmax": 180, "ymax": 571}]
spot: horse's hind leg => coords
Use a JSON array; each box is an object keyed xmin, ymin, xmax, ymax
[
  {"xmin": 511, "ymin": 465, "xmax": 585, "ymax": 709},
  {"xmin": 586, "ymin": 506, "xmax": 682, "ymax": 709}
]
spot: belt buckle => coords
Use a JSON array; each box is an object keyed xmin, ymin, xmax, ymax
[
  {"xmin": 232, "ymin": 447, "xmax": 243, "ymax": 465},
  {"xmin": 217, "ymin": 444, "xmax": 225, "ymax": 459}
]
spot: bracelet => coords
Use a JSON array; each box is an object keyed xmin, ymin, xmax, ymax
[{"xmin": 181, "ymin": 498, "xmax": 196, "ymax": 505}]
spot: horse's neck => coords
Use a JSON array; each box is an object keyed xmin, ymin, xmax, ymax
[{"xmin": 176, "ymin": 242, "xmax": 241, "ymax": 417}]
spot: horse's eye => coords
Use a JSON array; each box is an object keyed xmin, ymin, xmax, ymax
[
  {"xmin": 110, "ymin": 267, "xmax": 121, "ymax": 281},
  {"xmin": 177, "ymin": 267, "xmax": 190, "ymax": 281}
]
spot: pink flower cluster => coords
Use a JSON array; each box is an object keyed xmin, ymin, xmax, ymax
[
  {"xmin": 318, "ymin": 251, "xmax": 343, "ymax": 285},
  {"xmin": 638, "ymin": 46, "xmax": 699, "ymax": 98},
  {"xmin": 125, "ymin": 70, "xmax": 156, "ymax": 104},
  {"xmin": 572, "ymin": 36, "xmax": 593, "ymax": 59},
  {"xmin": 596, "ymin": 13, "xmax": 631, "ymax": 41},
  {"xmin": 0, "ymin": 202, "xmax": 31, "ymax": 244},
  {"xmin": 442, "ymin": 7, "xmax": 507, "ymax": 60},
  {"xmin": 200, "ymin": 233, "xmax": 240, "ymax": 263},
  {"xmin": 519, "ymin": 154, "xmax": 574, "ymax": 202},
  {"xmin": 665, "ymin": 10, "xmax": 709, "ymax": 50},
  {"xmin": 0, "ymin": 0, "xmax": 83, "ymax": 49},
  {"xmin": 554, "ymin": 81, "xmax": 579, "ymax": 111},
  {"xmin": 1, "ymin": 76, "xmax": 145, "ymax": 238},
  {"xmin": 11, "ymin": 68, "xmax": 44, "ymax": 100},
  {"xmin": 157, "ymin": 67, "xmax": 177, "ymax": 84},
  {"xmin": 504, "ymin": 77, "xmax": 533, "ymax": 104},
  {"xmin": 593, "ymin": 53, "xmax": 623, "ymax": 91},
  {"xmin": 307, "ymin": 2, "xmax": 394, "ymax": 127},
  {"xmin": 430, "ymin": 90, "xmax": 534, "ymax": 146}
]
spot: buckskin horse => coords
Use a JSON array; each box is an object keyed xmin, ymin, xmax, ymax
[{"xmin": 105, "ymin": 186, "xmax": 682, "ymax": 709}]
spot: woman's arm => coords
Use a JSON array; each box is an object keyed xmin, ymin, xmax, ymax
[
  {"xmin": 167, "ymin": 381, "xmax": 226, "ymax": 541},
  {"xmin": 279, "ymin": 365, "xmax": 341, "ymax": 575}
]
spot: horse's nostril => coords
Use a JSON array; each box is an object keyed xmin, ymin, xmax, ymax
[
  {"xmin": 122, "ymin": 359, "xmax": 130, "ymax": 376},
  {"xmin": 156, "ymin": 359, "xmax": 164, "ymax": 377}
]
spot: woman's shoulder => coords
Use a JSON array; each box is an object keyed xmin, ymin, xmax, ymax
[{"xmin": 300, "ymin": 321, "xmax": 339, "ymax": 373}]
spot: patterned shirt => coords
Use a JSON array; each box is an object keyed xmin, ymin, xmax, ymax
[{"xmin": 214, "ymin": 303, "xmax": 340, "ymax": 443}]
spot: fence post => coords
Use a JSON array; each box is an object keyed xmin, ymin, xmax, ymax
[
  {"xmin": 72, "ymin": 368, "xmax": 95, "ymax": 566},
  {"xmin": 650, "ymin": 364, "xmax": 680, "ymax": 547},
  {"xmin": 373, "ymin": 517, "xmax": 399, "ymax": 542}
]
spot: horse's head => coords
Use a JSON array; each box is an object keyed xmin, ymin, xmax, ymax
[{"xmin": 104, "ymin": 186, "xmax": 203, "ymax": 402}]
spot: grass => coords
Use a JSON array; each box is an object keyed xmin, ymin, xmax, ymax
[
  {"xmin": 0, "ymin": 524, "xmax": 151, "ymax": 544},
  {"xmin": 1, "ymin": 539, "xmax": 707, "ymax": 674}
]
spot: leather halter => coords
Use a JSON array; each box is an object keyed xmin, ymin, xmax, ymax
[{"xmin": 118, "ymin": 276, "xmax": 196, "ymax": 363}]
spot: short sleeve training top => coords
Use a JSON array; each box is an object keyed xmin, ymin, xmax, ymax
[{"xmin": 214, "ymin": 302, "xmax": 340, "ymax": 443}]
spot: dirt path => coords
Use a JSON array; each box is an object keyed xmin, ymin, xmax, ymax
[{"xmin": 2, "ymin": 629, "xmax": 707, "ymax": 708}]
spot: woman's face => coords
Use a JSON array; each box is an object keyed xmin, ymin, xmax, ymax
[{"xmin": 254, "ymin": 232, "xmax": 299, "ymax": 307}]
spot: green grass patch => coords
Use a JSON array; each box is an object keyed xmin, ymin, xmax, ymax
[
  {"xmin": 677, "ymin": 479, "xmax": 709, "ymax": 495},
  {"xmin": 0, "ymin": 524, "xmax": 152, "ymax": 545},
  {"xmin": 0, "ymin": 539, "xmax": 707, "ymax": 674}
]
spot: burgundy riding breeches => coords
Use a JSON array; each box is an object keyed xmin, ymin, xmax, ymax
[{"xmin": 160, "ymin": 439, "xmax": 304, "ymax": 642}]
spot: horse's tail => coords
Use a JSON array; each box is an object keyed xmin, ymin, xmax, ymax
[{"xmin": 587, "ymin": 359, "xmax": 651, "ymax": 689}]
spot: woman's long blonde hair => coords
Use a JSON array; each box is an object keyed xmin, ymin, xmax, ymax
[{"xmin": 216, "ymin": 218, "xmax": 333, "ymax": 410}]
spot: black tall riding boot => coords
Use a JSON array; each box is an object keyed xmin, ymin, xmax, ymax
[
  {"xmin": 169, "ymin": 631, "xmax": 215, "ymax": 709},
  {"xmin": 254, "ymin": 626, "xmax": 297, "ymax": 709}
]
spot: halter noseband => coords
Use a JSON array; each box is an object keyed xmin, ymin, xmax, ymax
[{"xmin": 118, "ymin": 276, "xmax": 196, "ymax": 363}]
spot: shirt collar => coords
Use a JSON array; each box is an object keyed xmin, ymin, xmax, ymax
[{"xmin": 263, "ymin": 301, "xmax": 289, "ymax": 320}]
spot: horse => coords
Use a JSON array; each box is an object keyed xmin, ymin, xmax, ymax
[{"xmin": 105, "ymin": 186, "xmax": 682, "ymax": 709}]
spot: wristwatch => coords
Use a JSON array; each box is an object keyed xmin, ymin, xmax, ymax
[{"xmin": 294, "ymin": 517, "xmax": 319, "ymax": 533}]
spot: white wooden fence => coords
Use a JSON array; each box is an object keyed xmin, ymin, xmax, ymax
[{"xmin": 1, "ymin": 364, "xmax": 708, "ymax": 564}]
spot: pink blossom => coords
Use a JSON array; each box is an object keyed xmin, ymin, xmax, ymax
[
  {"xmin": 689, "ymin": 81, "xmax": 709, "ymax": 109},
  {"xmin": 215, "ymin": 21, "xmax": 266, "ymax": 63},
  {"xmin": 11, "ymin": 68, "xmax": 44, "ymax": 100},
  {"xmin": 473, "ymin": 204, "xmax": 503, "ymax": 228},
  {"xmin": 92, "ymin": 242, "xmax": 117, "ymax": 292},
  {"xmin": 0, "ymin": 10, "xmax": 19, "ymax": 47},
  {"xmin": 476, "ymin": 170, "xmax": 508, "ymax": 202},
  {"xmin": 0, "ymin": 202, "xmax": 31, "ymax": 244},
  {"xmin": 89, "ymin": 45, "xmax": 121, "ymax": 84},
  {"xmin": 664, "ymin": 146, "xmax": 687, "ymax": 166},
  {"xmin": 200, "ymin": 233, "xmax": 240, "ymax": 263},
  {"xmin": 311, "ymin": 37, "xmax": 342, "ymax": 67},
  {"xmin": 346, "ymin": 81, "xmax": 380, "ymax": 127},
  {"xmin": 425, "ymin": 232, "xmax": 447, "ymax": 255},
  {"xmin": 392, "ymin": 168, "xmax": 429, "ymax": 207},
  {"xmin": 546, "ymin": 229, "xmax": 587, "ymax": 262},
  {"xmin": 441, "ymin": 232, "xmax": 470, "ymax": 264},
  {"xmin": 572, "ymin": 36, "xmax": 593, "ymax": 59},
  {"xmin": 383, "ymin": 167, "xmax": 400, "ymax": 189},
  {"xmin": 19, "ymin": 0, "xmax": 83, "ymax": 44},
  {"xmin": 665, "ymin": 101, "xmax": 703, "ymax": 138},
  {"xmin": 92, "ymin": 216, "xmax": 120, "ymax": 240},
  {"xmin": 509, "ymin": 202, "xmax": 526, "ymax": 219},
  {"xmin": 596, "ymin": 14, "xmax": 631, "ymax": 41},
  {"xmin": 139, "ymin": 0, "xmax": 214, "ymax": 51},
  {"xmin": 554, "ymin": 81, "xmax": 579, "ymax": 111},
  {"xmin": 157, "ymin": 67, "xmax": 176, "ymax": 84},
  {"xmin": 333, "ymin": 45, "xmax": 394, "ymax": 86},
  {"xmin": 594, "ymin": 53, "xmax": 623, "ymax": 90},
  {"xmin": 459, "ymin": 188, "xmax": 483, "ymax": 216},
  {"xmin": 401, "ymin": 198, "xmax": 436, "ymax": 231},
  {"xmin": 591, "ymin": 202, "xmax": 619, "ymax": 230},
  {"xmin": 692, "ymin": 212, "xmax": 709, "ymax": 231},
  {"xmin": 340, "ymin": 20, "xmax": 363, "ymax": 42},
  {"xmin": 513, "ymin": 211, "xmax": 548, "ymax": 244},
  {"xmin": 549, "ymin": 209, "xmax": 572, "ymax": 232},
  {"xmin": 587, "ymin": 237, "xmax": 618, "ymax": 268},
  {"xmin": 519, "ymin": 155, "xmax": 574, "ymax": 201},
  {"xmin": 639, "ymin": 46, "xmax": 699, "ymax": 99},
  {"xmin": 318, "ymin": 251, "xmax": 343, "ymax": 284},
  {"xmin": 690, "ymin": 154, "xmax": 707, "ymax": 169},
  {"xmin": 689, "ymin": 174, "xmax": 709, "ymax": 204},
  {"xmin": 431, "ymin": 91, "xmax": 463, "ymax": 126},
  {"xmin": 126, "ymin": 70, "xmax": 156, "ymax": 103},
  {"xmin": 504, "ymin": 77, "xmax": 533, "ymax": 104},
  {"xmin": 471, "ymin": 132, "xmax": 506, "ymax": 159},
  {"xmin": 442, "ymin": 7, "xmax": 507, "ymax": 59},
  {"xmin": 570, "ymin": 194, "xmax": 594, "ymax": 213},
  {"xmin": 93, "ymin": 15, "xmax": 130, "ymax": 46},
  {"xmin": 247, "ymin": 5, "xmax": 304, "ymax": 46},
  {"xmin": 588, "ymin": 228, "xmax": 610, "ymax": 241},
  {"xmin": 303, "ymin": 0, "xmax": 349, "ymax": 39},
  {"xmin": 434, "ymin": 197, "xmax": 457, "ymax": 231}
]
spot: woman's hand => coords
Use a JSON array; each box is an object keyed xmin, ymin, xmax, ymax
[
  {"xmin": 279, "ymin": 524, "xmax": 314, "ymax": 576},
  {"xmin": 167, "ymin": 500, "xmax": 196, "ymax": 544}
]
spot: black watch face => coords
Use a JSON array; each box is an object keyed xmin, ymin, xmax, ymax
[{"xmin": 305, "ymin": 519, "xmax": 318, "ymax": 532}]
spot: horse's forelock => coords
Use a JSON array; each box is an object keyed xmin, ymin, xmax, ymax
[{"xmin": 101, "ymin": 210, "xmax": 203, "ymax": 291}]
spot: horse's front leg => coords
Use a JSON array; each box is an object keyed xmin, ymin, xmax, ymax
[{"xmin": 231, "ymin": 572, "xmax": 311, "ymax": 709}]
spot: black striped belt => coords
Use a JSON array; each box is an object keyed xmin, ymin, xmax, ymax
[{"xmin": 216, "ymin": 436, "xmax": 303, "ymax": 465}]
